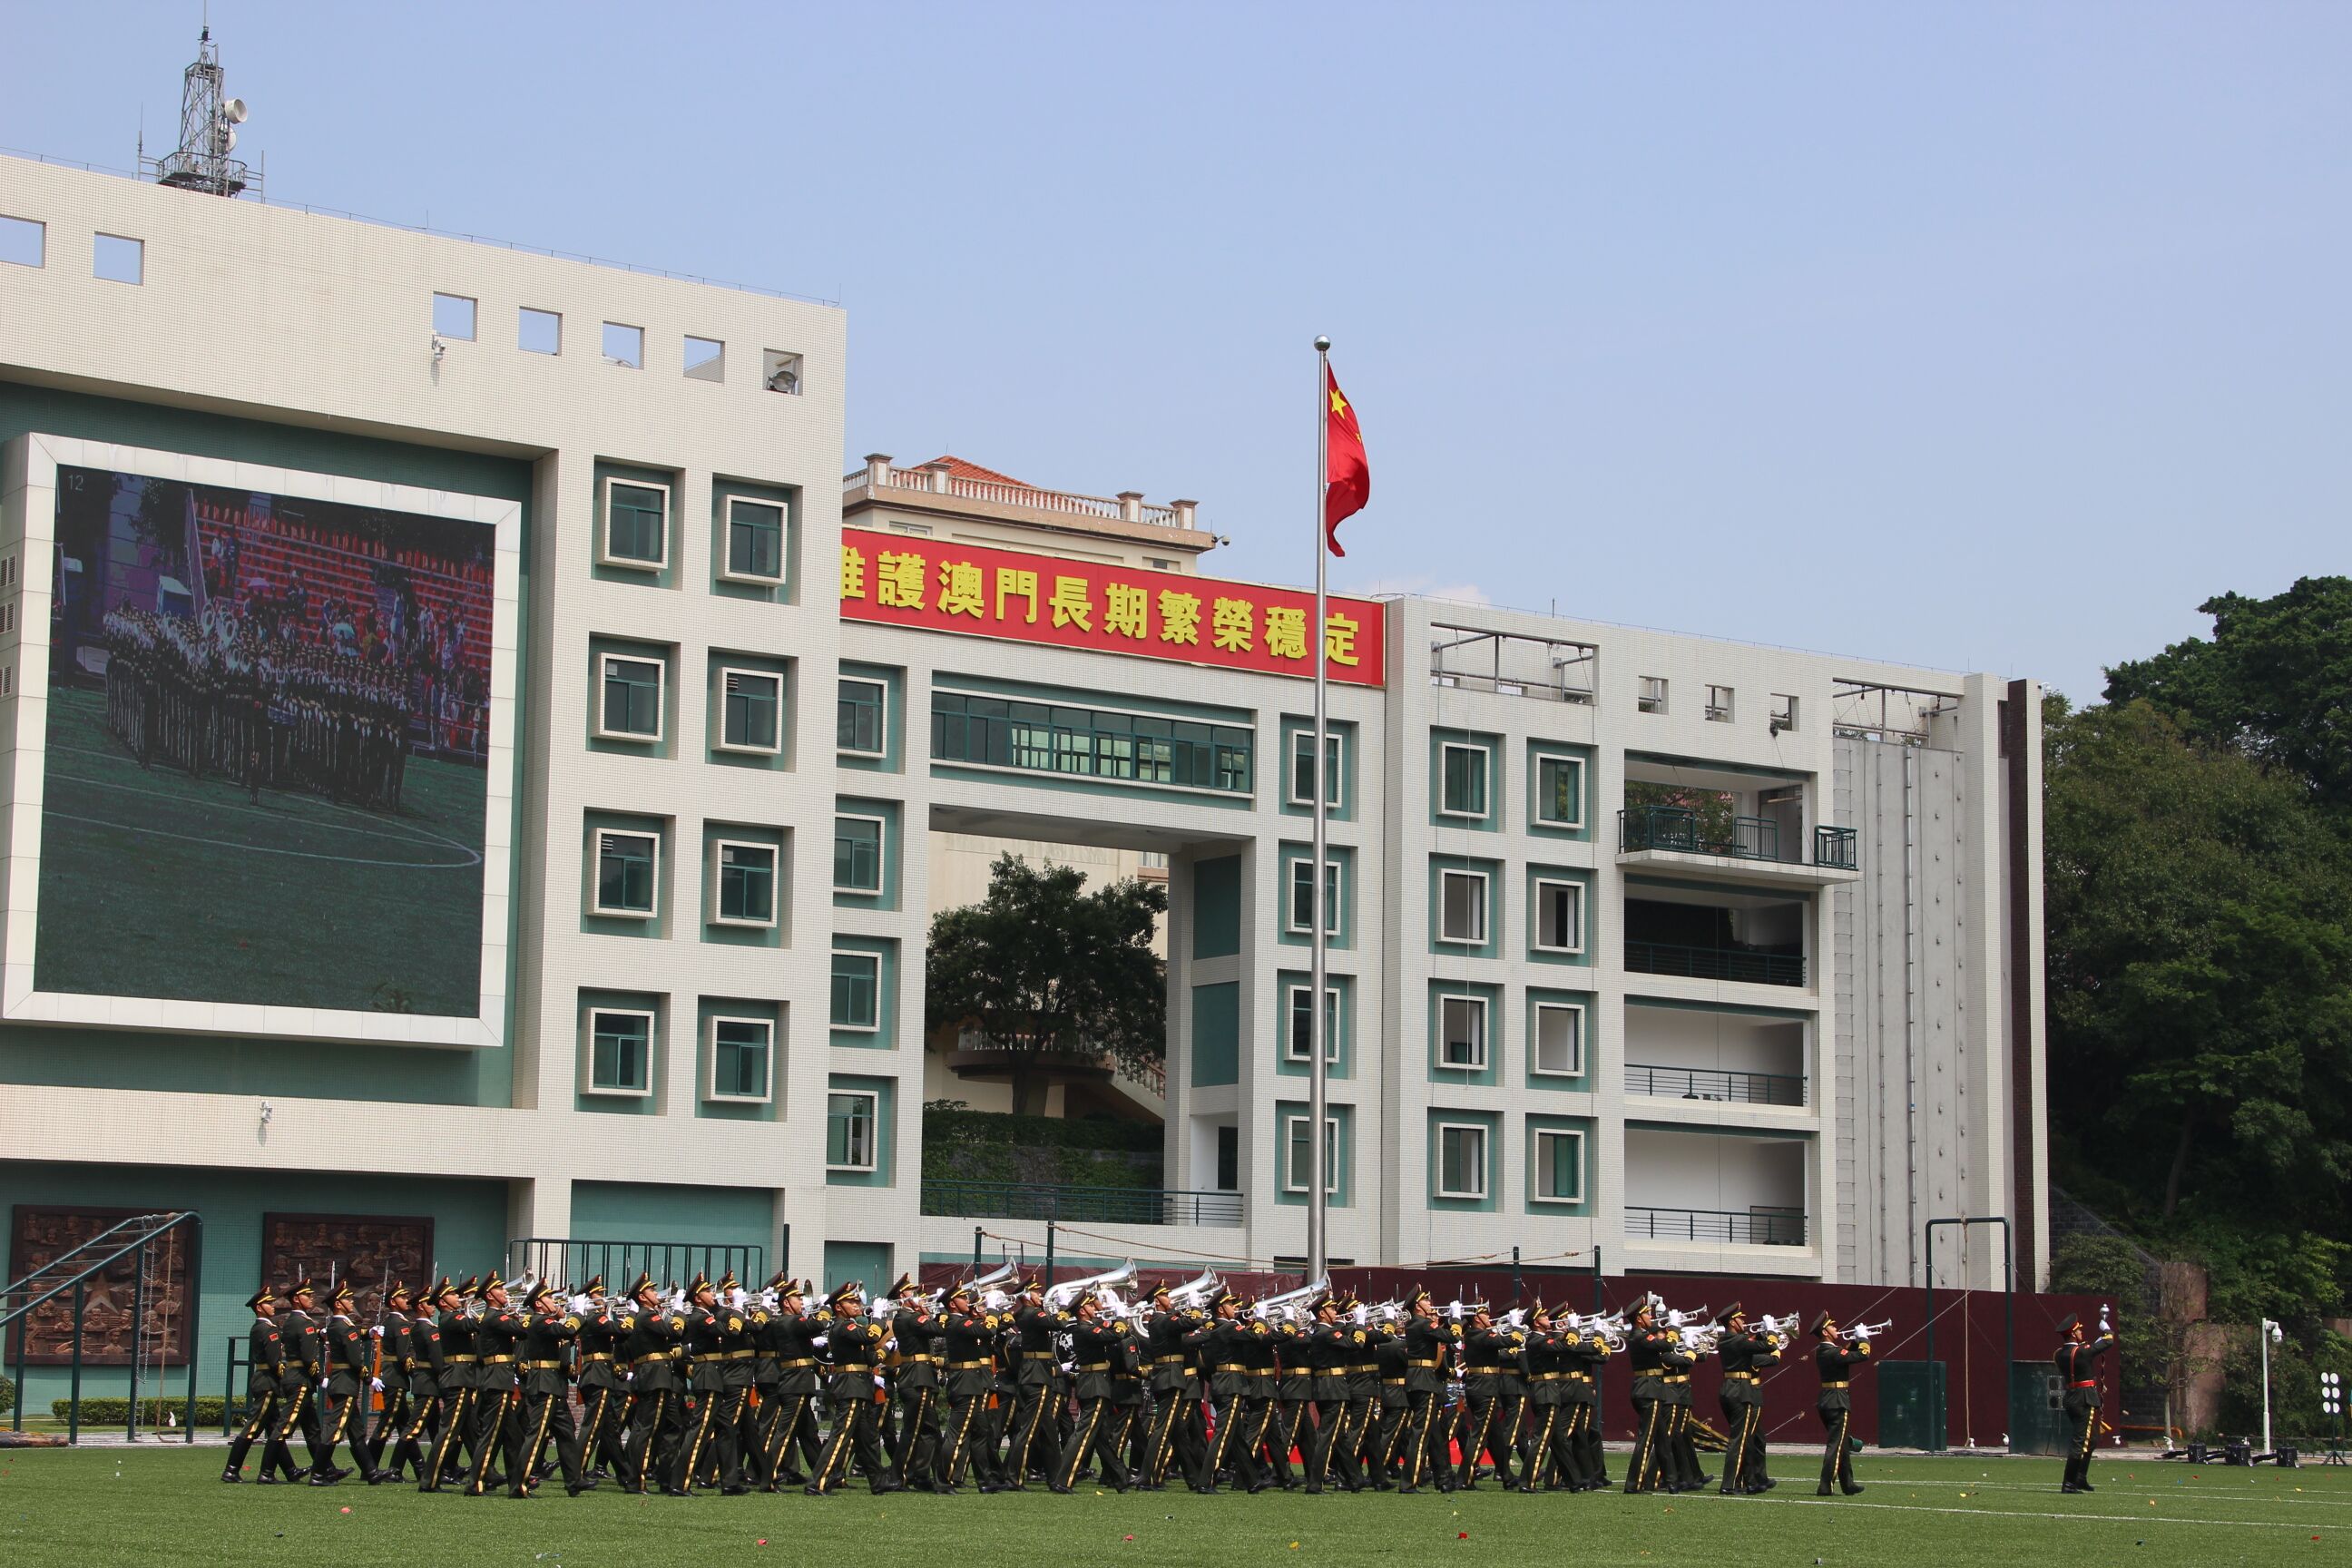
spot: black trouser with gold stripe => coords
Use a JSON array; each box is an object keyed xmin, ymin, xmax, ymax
[
  {"xmin": 1146, "ymin": 1387, "xmax": 1206, "ymax": 1487},
  {"xmin": 226, "ymin": 1386, "xmax": 302, "ymax": 1479},
  {"xmin": 675, "ymin": 1387, "xmax": 745, "ymax": 1494},
  {"xmin": 512, "ymin": 1385, "xmax": 586, "ymax": 1495},
  {"xmin": 274, "ymin": 1378, "xmax": 329, "ymax": 1471},
  {"xmin": 1310, "ymin": 1396, "xmax": 1363, "ymax": 1489},
  {"xmin": 1817, "ymin": 1404, "xmax": 1857, "ymax": 1492},
  {"xmin": 1720, "ymin": 1393, "xmax": 1769, "ymax": 1491},
  {"xmin": 1520, "ymin": 1398, "xmax": 1576, "ymax": 1487},
  {"xmin": 1060, "ymin": 1395, "xmax": 1129, "ymax": 1489},
  {"xmin": 320, "ymin": 1379, "xmax": 371, "ymax": 1476},
  {"xmin": 941, "ymin": 1389, "xmax": 992, "ymax": 1485},
  {"xmin": 1005, "ymin": 1379, "xmax": 1063, "ymax": 1487},
  {"xmin": 577, "ymin": 1385, "xmax": 630, "ymax": 1482},
  {"xmin": 808, "ymin": 1383, "xmax": 887, "ymax": 1494},
  {"xmin": 1455, "ymin": 1392, "xmax": 1520, "ymax": 1487},
  {"xmin": 759, "ymin": 1389, "xmax": 814, "ymax": 1485},
  {"xmin": 1565, "ymin": 1399, "xmax": 1607, "ymax": 1484},
  {"xmin": 1625, "ymin": 1393, "xmax": 1665, "ymax": 1490},
  {"xmin": 2062, "ymin": 1389, "xmax": 2098, "ymax": 1488},
  {"xmin": 893, "ymin": 1383, "xmax": 943, "ymax": 1488},
  {"xmin": 1664, "ymin": 1398, "xmax": 1704, "ymax": 1487},
  {"xmin": 626, "ymin": 1386, "xmax": 686, "ymax": 1492},
  {"xmin": 1207, "ymin": 1393, "xmax": 1262, "ymax": 1488},
  {"xmin": 466, "ymin": 1382, "xmax": 521, "ymax": 1494},
  {"xmin": 418, "ymin": 1387, "xmax": 473, "ymax": 1489},
  {"xmin": 1396, "ymin": 1389, "xmax": 1444, "ymax": 1488}
]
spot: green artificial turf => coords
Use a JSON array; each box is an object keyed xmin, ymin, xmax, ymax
[
  {"xmin": 1, "ymin": 1447, "xmax": 2342, "ymax": 1568},
  {"xmin": 33, "ymin": 684, "xmax": 487, "ymax": 1015}
]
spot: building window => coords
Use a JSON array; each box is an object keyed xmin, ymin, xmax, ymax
[
  {"xmin": 1438, "ymin": 868, "xmax": 1487, "ymax": 945},
  {"xmin": 1438, "ymin": 995, "xmax": 1488, "ymax": 1070},
  {"xmin": 601, "ymin": 477, "xmax": 670, "ymax": 570},
  {"xmin": 432, "ymin": 292, "xmax": 476, "ymax": 340},
  {"xmin": 1535, "ymin": 755, "xmax": 1583, "ymax": 829},
  {"xmin": 711, "ymin": 841, "xmax": 777, "ymax": 928},
  {"xmin": 1289, "ymin": 730, "xmax": 1342, "ymax": 808},
  {"xmin": 519, "ymin": 307, "xmax": 562, "ymax": 355},
  {"xmin": 1287, "ymin": 858, "xmax": 1340, "ymax": 936},
  {"xmin": 1534, "ymin": 878, "xmax": 1583, "ymax": 955},
  {"xmin": 1436, "ymin": 1122, "xmax": 1488, "ymax": 1200},
  {"xmin": 1532, "ymin": 1127, "xmax": 1585, "ymax": 1203},
  {"xmin": 833, "ymin": 815, "xmax": 885, "ymax": 894},
  {"xmin": 829, "ymin": 951, "xmax": 880, "ymax": 1030},
  {"xmin": 596, "ymin": 652, "xmax": 665, "ymax": 742},
  {"xmin": 1638, "ymin": 676, "xmax": 1668, "ymax": 715},
  {"xmin": 587, "ymin": 1009, "xmax": 653, "ymax": 1096},
  {"xmin": 1147, "ymin": 556, "xmax": 1178, "ymax": 571},
  {"xmin": 708, "ymin": 1016, "xmax": 772, "ymax": 1102},
  {"xmin": 1770, "ymin": 693, "xmax": 1799, "ymax": 734},
  {"xmin": 1438, "ymin": 742, "xmax": 1488, "ymax": 817},
  {"xmin": 1285, "ymin": 984, "xmax": 1341, "ymax": 1063},
  {"xmin": 1284, "ymin": 1114, "xmax": 1340, "ymax": 1195},
  {"xmin": 763, "ymin": 349, "xmax": 803, "ymax": 395},
  {"xmin": 684, "ymin": 335, "xmax": 725, "ymax": 383},
  {"xmin": 719, "ymin": 669, "xmax": 782, "ymax": 754},
  {"xmin": 93, "ymin": 233, "xmax": 142, "ymax": 285},
  {"xmin": 838, "ymin": 678, "xmax": 887, "ymax": 756},
  {"xmin": 825, "ymin": 1091, "xmax": 878, "ymax": 1170},
  {"xmin": 602, "ymin": 321, "xmax": 644, "ymax": 368},
  {"xmin": 1533, "ymin": 1002, "xmax": 1584, "ymax": 1077},
  {"xmin": 0, "ymin": 214, "xmax": 43, "ymax": 269},
  {"xmin": 593, "ymin": 830, "xmax": 660, "ymax": 918},
  {"xmin": 1214, "ymin": 1125, "xmax": 1240, "ymax": 1191},
  {"xmin": 932, "ymin": 691, "xmax": 1250, "ymax": 794},
  {"xmin": 720, "ymin": 496, "xmax": 786, "ymax": 584},
  {"xmin": 1706, "ymin": 684, "xmax": 1735, "ymax": 723}
]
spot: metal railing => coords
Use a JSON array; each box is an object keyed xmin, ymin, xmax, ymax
[
  {"xmin": 856, "ymin": 467, "xmax": 1182, "ymax": 527},
  {"xmin": 505, "ymin": 1239, "xmax": 766, "ymax": 1293},
  {"xmin": 951, "ymin": 1033, "xmax": 1168, "ymax": 1100},
  {"xmin": 1619, "ymin": 805, "xmax": 1860, "ymax": 872},
  {"xmin": 1625, "ymin": 1206, "xmax": 1808, "ymax": 1247},
  {"xmin": 922, "ymin": 1180, "xmax": 1243, "ymax": 1227},
  {"xmin": 1625, "ymin": 1063, "xmax": 1808, "ymax": 1107},
  {"xmin": 1624, "ymin": 939, "xmax": 1806, "ymax": 987},
  {"xmin": 1815, "ymin": 825, "xmax": 1858, "ymax": 869},
  {"xmin": 3, "ymin": 1210, "xmax": 203, "ymax": 1443}
]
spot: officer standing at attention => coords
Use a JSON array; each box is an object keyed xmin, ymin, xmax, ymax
[
  {"xmin": 223, "ymin": 1284, "xmax": 301, "ymax": 1484},
  {"xmin": 1713, "ymin": 1305, "xmax": 1778, "ymax": 1494},
  {"xmin": 2055, "ymin": 1313, "xmax": 2115, "ymax": 1494},
  {"xmin": 1811, "ymin": 1312, "xmax": 1869, "ymax": 1496}
]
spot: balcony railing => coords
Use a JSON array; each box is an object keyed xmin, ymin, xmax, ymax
[
  {"xmin": 1625, "ymin": 1205, "xmax": 1808, "ymax": 1247},
  {"xmin": 1625, "ymin": 1062, "xmax": 1808, "ymax": 1107},
  {"xmin": 921, "ymin": 1180, "xmax": 1242, "ymax": 1227},
  {"xmin": 1625, "ymin": 939, "xmax": 1806, "ymax": 987},
  {"xmin": 1619, "ymin": 806, "xmax": 1858, "ymax": 871},
  {"xmin": 951, "ymin": 1031, "xmax": 1167, "ymax": 1100}
]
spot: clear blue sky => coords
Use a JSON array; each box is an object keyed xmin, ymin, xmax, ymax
[{"xmin": 8, "ymin": 2, "xmax": 2346, "ymax": 702}]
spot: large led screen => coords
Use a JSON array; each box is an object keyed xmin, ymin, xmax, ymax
[{"xmin": 37, "ymin": 464, "xmax": 497, "ymax": 1018}]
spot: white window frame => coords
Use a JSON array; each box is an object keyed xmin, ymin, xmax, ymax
[
  {"xmin": 1770, "ymin": 693, "xmax": 1799, "ymax": 734},
  {"xmin": 716, "ymin": 665, "xmax": 784, "ymax": 756},
  {"xmin": 705, "ymin": 1014, "xmax": 774, "ymax": 1104},
  {"xmin": 599, "ymin": 475, "xmax": 671, "ymax": 571},
  {"xmin": 1286, "ymin": 856, "xmax": 1342, "ymax": 937},
  {"xmin": 828, "ymin": 949, "xmax": 882, "ymax": 1033},
  {"xmin": 1288, "ymin": 729, "xmax": 1343, "ymax": 809},
  {"xmin": 594, "ymin": 651, "xmax": 666, "ymax": 743},
  {"xmin": 826, "ymin": 1088, "xmax": 880, "ymax": 1171},
  {"xmin": 1435, "ymin": 1121, "xmax": 1489, "ymax": 1200},
  {"xmin": 1437, "ymin": 992, "xmax": 1489, "ymax": 1071},
  {"xmin": 1437, "ymin": 867, "xmax": 1489, "ymax": 946},
  {"xmin": 1530, "ymin": 1126, "xmax": 1586, "ymax": 1205},
  {"xmin": 583, "ymin": 1007, "xmax": 657, "ymax": 1098},
  {"xmin": 709, "ymin": 838, "xmax": 779, "ymax": 930},
  {"xmin": 1531, "ymin": 1001, "xmax": 1586, "ymax": 1079},
  {"xmin": 1533, "ymin": 877, "xmax": 1585, "ymax": 956},
  {"xmin": 1706, "ymin": 684, "xmax": 1735, "ymax": 723},
  {"xmin": 833, "ymin": 812, "xmax": 888, "ymax": 896},
  {"xmin": 1282, "ymin": 1112, "xmax": 1341, "ymax": 1196},
  {"xmin": 718, "ymin": 493, "xmax": 789, "ymax": 586},
  {"xmin": 1437, "ymin": 740, "xmax": 1491, "ymax": 818},
  {"xmin": 837, "ymin": 676, "xmax": 888, "ymax": 758},
  {"xmin": 1283, "ymin": 983, "xmax": 1342, "ymax": 1064},
  {"xmin": 1534, "ymin": 753, "xmax": 1585, "ymax": 830},
  {"xmin": 591, "ymin": 829, "xmax": 662, "ymax": 920},
  {"xmin": 1638, "ymin": 676, "xmax": 1669, "ymax": 715}
]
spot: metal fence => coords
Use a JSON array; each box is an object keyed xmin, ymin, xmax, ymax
[
  {"xmin": 505, "ymin": 1238, "xmax": 768, "ymax": 1292},
  {"xmin": 1624, "ymin": 1206, "xmax": 1808, "ymax": 1247},
  {"xmin": 1624, "ymin": 939, "xmax": 1806, "ymax": 987},
  {"xmin": 921, "ymin": 1180, "xmax": 1244, "ymax": 1228},
  {"xmin": 1624, "ymin": 1062, "xmax": 1808, "ymax": 1107}
]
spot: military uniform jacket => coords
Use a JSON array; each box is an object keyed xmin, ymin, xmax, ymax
[
  {"xmin": 475, "ymin": 1306, "xmax": 527, "ymax": 1393},
  {"xmin": 1402, "ymin": 1317, "xmax": 1463, "ymax": 1395},
  {"xmin": 887, "ymin": 1303, "xmax": 943, "ymax": 1391},
  {"xmin": 1143, "ymin": 1308, "xmax": 1197, "ymax": 1395},
  {"xmin": 1814, "ymin": 1340, "xmax": 1869, "ymax": 1412},
  {"xmin": 378, "ymin": 1309, "xmax": 412, "ymax": 1395},
  {"xmin": 1659, "ymin": 1332, "xmax": 1697, "ymax": 1405},
  {"xmin": 325, "ymin": 1312, "xmax": 372, "ymax": 1396},
  {"xmin": 769, "ymin": 1308, "xmax": 824, "ymax": 1396},
  {"xmin": 576, "ymin": 1306, "xmax": 629, "ymax": 1392},
  {"xmin": 1558, "ymin": 1329, "xmax": 1606, "ymax": 1405},
  {"xmin": 436, "ymin": 1309, "xmax": 479, "ymax": 1390},
  {"xmin": 279, "ymin": 1308, "xmax": 323, "ymax": 1390},
  {"xmin": 937, "ymin": 1307, "xmax": 1004, "ymax": 1398},
  {"xmin": 1011, "ymin": 1301, "xmax": 1071, "ymax": 1388},
  {"xmin": 245, "ymin": 1316, "xmax": 289, "ymax": 1397},
  {"xmin": 818, "ymin": 1314, "xmax": 889, "ymax": 1398},
  {"xmin": 1271, "ymin": 1323, "xmax": 1316, "ymax": 1402},
  {"xmin": 1521, "ymin": 1328, "xmax": 1564, "ymax": 1406},
  {"xmin": 1192, "ymin": 1318, "xmax": 1266, "ymax": 1401},
  {"xmin": 2055, "ymin": 1338, "xmax": 2113, "ymax": 1408},
  {"xmin": 1717, "ymin": 1328, "xmax": 1778, "ymax": 1405},
  {"xmin": 520, "ymin": 1309, "xmax": 583, "ymax": 1395},
  {"xmin": 1240, "ymin": 1318, "xmax": 1281, "ymax": 1397},
  {"xmin": 1626, "ymin": 1325, "xmax": 1670, "ymax": 1398},
  {"xmin": 1463, "ymin": 1325, "xmax": 1524, "ymax": 1399},
  {"xmin": 1346, "ymin": 1324, "xmax": 1387, "ymax": 1404},
  {"xmin": 1305, "ymin": 1321, "xmax": 1359, "ymax": 1402},
  {"xmin": 1066, "ymin": 1317, "xmax": 1128, "ymax": 1402},
  {"xmin": 621, "ymin": 1306, "xmax": 687, "ymax": 1394},
  {"xmin": 407, "ymin": 1310, "xmax": 446, "ymax": 1401},
  {"xmin": 1374, "ymin": 1334, "xmax": 1410, "ymax": 1409},
  {"xmin": 683, "ymin": 1304, "xmax": 753, "ymax": 1392}
]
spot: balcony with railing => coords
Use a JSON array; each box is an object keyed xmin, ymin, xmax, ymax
[
  {"xmin": 1617, "ymin": 805, "xmax": 1859, "ymax": 885},
  {"xmin": 1624, "ymin": 939, "xmax": 1806, "ymax": 987},
  {"xmin": 845, "ymin": 454, "xmax": 1204, "ymax": 534},
  {"xmin": 1624, "ymin": 1205, "xmax": 1808, "ymax": 1247},
  {"xmin": 1625, "ymin": 1123, "xmax": 1813, "ymax": 1257},
  {"xmin": 920, "ymin": 1179, "xmax": 1241, "ymax": 1227},
  {"xmin": 1624, "ymin": 1062, "xmax": 1808, "ymax": 1107}
]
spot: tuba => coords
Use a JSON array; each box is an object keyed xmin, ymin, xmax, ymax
[{"xmin": 1044, "ymin": 1259, "xmax": 1138, "ymax": 1310}]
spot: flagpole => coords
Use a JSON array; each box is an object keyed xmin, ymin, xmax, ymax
[{"xmin": 1308, "ymin": 334, "xmax": 1331, "ymax": 1285}]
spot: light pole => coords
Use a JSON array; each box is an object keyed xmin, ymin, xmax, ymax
[{"xmin": 2261, "ymin": 1318, "xmax": 2284, "ymax": 1455}]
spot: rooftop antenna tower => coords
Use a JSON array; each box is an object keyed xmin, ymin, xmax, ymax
[{"xmin": 139, "ymin": 19, "xmax": 260, "ymax": 199}]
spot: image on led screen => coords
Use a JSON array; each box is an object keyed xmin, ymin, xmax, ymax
[{"xmin": 38, "ymin": 466, "xmax": 495, "ymax": 1016}]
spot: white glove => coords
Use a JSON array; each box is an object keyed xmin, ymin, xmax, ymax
[
  {"xmin": 369, "ymin": 1377, "xmax": 384, "ymax": 1392},
  {"xmin": 318, "ymin": 1378, "xmax": 331, "ymax": 1391},
  {"xmin": 1449, "ymin": 1303, "xmax": 1463, "ymax": 1321},
  {"xmin": 873, "ymin": 1374, "xmax": 887, "ymax": 1389},
  {"xmin": 811, "ymin": 1335, "xmax": 829, "ymax": 1349},
  {"xmin": 1353, "ymin": 1306, "xmax": 1368, "ymax": 1327},
  {"xmin": 1060, "ymin": 1361, "xmax": 1075, "ymax": 1375},
  {"xmin": 368, "ymin": 1326, "xmax": 384, "ymax": 1338},
  {"xmin": 883, "ymin": 1338, "xmax": 898, "ymax": 1352}
]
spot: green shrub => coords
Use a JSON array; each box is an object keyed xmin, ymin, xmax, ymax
[
  {"xmin": 49, "ymin": 1396, "xmax": 226, "ymax": 1426},
  {"xmin": 924, "ymin": 1107, "xmax": 1161, "ymax": 1152},
  {"xmin": 0, "ymin": 1373, "xmax": 13, "ymax": 1416}
]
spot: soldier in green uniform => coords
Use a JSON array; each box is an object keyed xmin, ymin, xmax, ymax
[
  {"xmin": 761, "ymin": 1279, "xmax": 825, "ymax": 1489},
  {"xmin": 1367, "ymin": 1320, "xmax": 1410, "ymax": 1487},
  {"xmin": 672, "ymin": 1272, "xmax": 749, "ymax": 1495},
  {"xmin": 223, "ymin": 1284, "xmax": 302, "ymax": 1484},
  {"xmin": 466, "ymin": 1273, "xmax": 525, "ymax": 1496},
  {"xmin": 1658, "ymin": 1312, "xmax": 1704, "ymax": 1492},
  {"xmin": 1059, "ymin": 1291, "xmax": 1133, "ymax": 1491},
  {"xmin": 1303, "ymin": 1294, "xmax": 1365, "ymax": 1493},
  {"xmin": 619, "ymin": 1274, "xmax": 688, "ymax": 1495},
  {"xmin": 1187, "ymin": 1290, "xmax": 1257, "ymax": 1493},
  {"xmin": 1455, "ymin": 1303, "xmax": 1524, "ymax": 1490},
  {"xmin": 1338, "ymin": 1298, "xmax": 1386, "ymax": 1489},
  {"xmin": 1396, "ymin": 1289, "xmax": 1460, "ymax": 1494},
  {"xmin": 1517, "ymin": 1301, "xmax": 1574, "ymax": 1490},
  {"xmin": 386, "ymin": 1280, "xmax": 442, "ymax": 1484},
  {"xmin": 318, "ymin": 1280, "xmax": 385, "ymax": 1485},
  {"xmin": 1714, "ymin": 1305, "xmax": 1779, "ymax": 1494},
  {"xmin": 745, "ymin": 1271, "xmax": 788, "ymax": 1487},
  {"xmin": 419, "ymin": 1276, "xmax": 476, "ymax": 1492},
  {"xmin": 1142, "ymin": 1282, "xmax": 1209, "ymax": 1491},
  {"xmin": 572, "ymin": 1277, "xmax": 629, "ymax": 1483},
  {"xmin": 935, "ymin": 1279, "xmax": 1005, "ymax": 1491},
  {"xmin": 2055, "ymin": 1313, "xmax": 2115, "ymax": 1494},
  {"xmin": 805, "ymin": 1282, "xmax": 897, "ymax": 1495},
  {"xmin": 1004, "ymin": 1277, "xmax": 1070, "ymax": 1490},
  {"xmin": 1811, "ymin": 1312, "xmax": 1869, "ymax": 1496},
  {"xmin": 510, "ymin": 1281, "xmax": 596, "ymax": 1497},
  {"xmin": 363, "ymin": 1281, "xmax": 416, "ymax": 1481},
  {"xmin": 276, "ymin": 1279, "xmax": 341, "ymax": 1483},
  {"xmin": 1622, "ymin": 1298, "xmax": 1669, "ymax": 1493},
  {"xmin": 881, "ymin": 1273, "xmax": 946, "ymax": 1493}
]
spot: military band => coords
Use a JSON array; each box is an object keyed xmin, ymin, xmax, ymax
[{"xmin": 218, "ymin": 1269, "xmax": 2109, "ymax": 1501}]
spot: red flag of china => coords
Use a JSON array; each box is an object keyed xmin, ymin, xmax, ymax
[{"xmin": 1325, "ymin": 365, "xmax": 1369, "ymax": 556}]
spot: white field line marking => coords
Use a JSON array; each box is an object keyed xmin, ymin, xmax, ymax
[
  {"xmin": 1781, "ymin": 1498, "xmax": 2308, "ymax": 1529},
  {"xmin": 45, "ymin": 811, "xmax": 479, "ymax": 869}
]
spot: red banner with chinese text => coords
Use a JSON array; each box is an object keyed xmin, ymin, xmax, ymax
[{"xmin": 838, "ymin": 535, "xmax": 1387, "ymax": 688}]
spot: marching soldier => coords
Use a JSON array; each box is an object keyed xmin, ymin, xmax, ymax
[
  {"xmin": 511, "ymin": 1281, "xmax": 596, "ymax": 1497},
  {"xmin": 573, "ymin": 1277, "xmax": 632, "ymax": 1483},
  {"xmin": 276, "ymin": 1279, "xmax": 339, "ymax": 1483},
  {"xmin": 1657, "ymin": 1310, "xmax": 1705, "ymax": 1492},
  {"xmin": 674, "ymin": 1272, "xmax": 750, "ymax": 1495},
  {"xmin": 805, "ymin": 1282, "xmax": 896, "ymax": 1496},
  {"xmin": 1518, "ymin": 1301, "xmax": 1577, "ymax": 1491},
  {"xmin": 318, "ymin": 1280, "xmax": 385, "ymax": 1485},
  {"xmin": 1368, "ymin": 1318, "xmax": 1411, "ymax": 1487},
  {"xmin": 1397, "ymin": 1290, "xmax": 1460, "ymax": 1494},
  {"xmin": 1339, "ymin": 1299, "xmax": 1386, "ymax": 1488},
  {"xmin": 2055, "ymin": 1313, "xmax": 2115, "ymax": 1494},
  {"xmin": 1004, "ymin": 1277, "xmax": 1070, "ymax": 1491},
  {"xmin": 1622, "ymin": 1298, "xmax": 1669, "ymax": 1493},
  {"xmin": 882, "ymin": 1273, "xmax": 947, "ymax": 1493},
  {"xmin": 1190, "ymin": 1290, "xmax": 1259, "ymax": 1494},
  {"xmin": 387, "ymin": 1279, "xmax": 444, "ymax": 1484},
  {"xmin": 1060, "ymin": 1290, "xmax": 1134, "ymax": 1491},
  {"xmin": 223, "ymin": 1285, "xmax": 302, "ymax": 1484},
  {"xmin": 746, "ymin": 1271, "xmax": 788, "ymax": 1487},
  {"xmin": 1715, "ymin": 1305, "xmax": 1778, "ymax": 1494},
  {"xmin": 1455, "ymin": 1302, "xmax": 1524, "ymax": 1491},
  {"xmin": 1240, "ymin": 1302, "xmax": 1290, "ymax": 1489},
  {"xmin": 935, "ymin": 1279, "xmax": 1005, "ymax": 1491},
  {"xmin": 620, "ymin": 1274, "xmax": 689, "ymax": 1495},
  {"xmin": 1812, "ymin": 1312, "xmax": 1869, "ymax": 1496},
  {"xmin": 1559, "ymin": 1311, "xmax": 1611, "ymax": 1489},
  {"xmin": 1304, "ymin": 1294, "xmax": 1365, "ymax": 1493},
  {"xmin": 419, "ymin": 1276, "xmax": 478, "ymax": 1492},
  {"xmin": 1268, "ymin": 1313, "xmax": 1314, "ymax": 1492},
  {"xmin": 1142, "ymin": 1282, "xmax": 1209, "ymax": 1491},
  {"xmin": 363, "ymin": 1282, "xmax": 417, "ymax": 1482},
  {"xmin": 466, "ymin": 1274, "xmax": 525, "ymax": 1496},
  {"xmin": 760, "ymin": 1279, "xmax": 825, "ymax": 1489}
]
